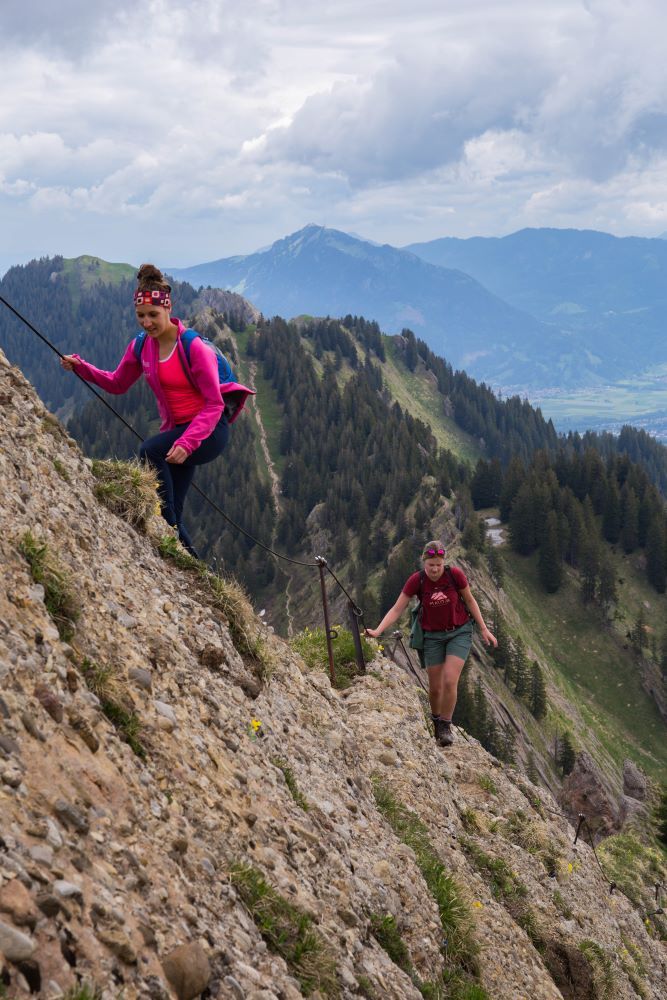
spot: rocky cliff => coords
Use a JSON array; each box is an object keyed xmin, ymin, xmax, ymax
[{"xmin": 0, "ymin": 347, "xmax": 665, "ymax": 999}]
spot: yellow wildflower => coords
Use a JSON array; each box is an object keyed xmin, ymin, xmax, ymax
[
  {"xmin": 472, "ymin": 901, "xmax": 484, "ymax": 909},
  {"xmin": 250, "ymin": 719, "xmax": 262, "ymax": 732}
]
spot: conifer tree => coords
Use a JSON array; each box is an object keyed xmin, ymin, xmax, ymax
[
  {"xmin": 379, "ymin": 541, "xmax": 415, "ymax": 616},
  {"xmin": 563, "ymin": 493, "xmax": 585, "ymax": 567},
  {"xmin": 513, "ymin": 635, "xmax": 529, "ymax": 699},
  {"xmin": 646, "ymin": 516, "xmax": 667, "ymax": 593},
  {"xmin": 485, "ymin": 716, "xmax": 502, "ymax": 759},
  {"xmin": 602, "ymin": 478, "xmax": 621, "ymax": 543},
  {"xmin": 630, "ymin": 606, "xmax": 648, "ymax": 654},
  {"xmin": 492, "ymin": 604, "xmax": 511, "ymax": 676},
  {"xmin": 361, "ymin": 585, "xmax": 381, "ymax": 628},
  {"xmin": 580, "ymin": 539, "xmax": 600, "ymax": 604},
  {"xmin": 402, "ymin": 330, "xmax": 418, "ymax": 371},
  {"xmin": 471, "ymin": 458, "xmax": 502, "ymax": 509},
  {"xmin": 454, "ymin": 672, "xmax": 475, "ymax": 733},
  {"xmin": 530, "ymin": 661, "xmax": 547, "ymax": 720},
  {"xmin": 557, "ymin": 731, "xmax": 577, "ymax": 776},
  {"xmin": 655, "ymin": 786, "xmax": 667, "ymax": 849},
  {"xmin": 509, "ymin": 482, "xmax": 537, "ymax": 555},
  {"xmin": 461, "ymin": 517, "xmax": 480, "ymax": 554},
  {"xmin": 597, "ymin": 555, "xmax": 617, "ymax": 615},
  {"xmin": 660, "ymin": 629, "xmax": 667, "ymax": 679},
  {"xmin": 473, "ymin": 678, "xmax": 490, "ymax": 743},
  {"xmin": 538, "ymin": 510, "xmax": 563, "ymax": 593},
  {"xmin": 499, "ymin": 456, "xmax": 525, "ymax": 522},
  {"xmin": 620, "ymin": 484, "xmax": 639, "ymax": 553},
  {"xmin": 526, "ymin": 754, "xmax": 540, "ymax": 785},
  {"xmin": 499, "ymin": 725, "xmax": 516, "ymax": 765}
]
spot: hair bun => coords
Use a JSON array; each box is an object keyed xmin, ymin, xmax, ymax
[{"xmin": 136, "ymin": 263, "xmax": 165, "ymax": 285}]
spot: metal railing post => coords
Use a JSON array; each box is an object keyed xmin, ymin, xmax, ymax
[
  {"xmin": 316, "ymin": 557, "xmax": 336, "ymax": 685},
  {"xmin": 348, "ymin": 600, "xmax": 366, "ymax": 675}
]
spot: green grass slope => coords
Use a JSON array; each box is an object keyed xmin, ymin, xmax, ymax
[
  {"xmin": 62, "ymin": 255, "xmax": 136, "ymax": 311},
  {"xmin": 500, "ymin": 547, "xmax": 666, "ymax": 783},
  {"xmin": 382, "ymin": 339, "xmax": 481, "ymax": 463}
]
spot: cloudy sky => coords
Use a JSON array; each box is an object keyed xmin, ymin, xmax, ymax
[{"xmin": 2, "ymin": 0, "xmax": 667, "ymax": 275}]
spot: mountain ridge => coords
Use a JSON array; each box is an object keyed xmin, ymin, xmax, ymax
[{"xmin": 168, "ymin": 225, "xmax": 575, "ymax": 391}]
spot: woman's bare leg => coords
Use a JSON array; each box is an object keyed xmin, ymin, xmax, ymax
[{"xmin": 438, "ymin": 654, "xmax": 466, "ymax": 721}]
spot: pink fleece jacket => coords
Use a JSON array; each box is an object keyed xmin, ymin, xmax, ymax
[{"xmin": 73, "ymin": 318, "xmax": 254, "ymax": 455}]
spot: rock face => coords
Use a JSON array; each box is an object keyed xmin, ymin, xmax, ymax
[
  {"xmin": 191, "ymin": 287, "xmax": 261, "ymax": 328},
  {"xmin": 623, "ymin": 759, "xmax": 648, "ymax": 801},
  {"xmin": 558, "ymin": 751, "xmax": 621, "ymax": 837},
  {"xmin": 0, "ymin": 345, "xmax": 665, "ymax": 999}
]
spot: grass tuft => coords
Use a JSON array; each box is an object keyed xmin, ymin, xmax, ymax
[
  {"xmin": 356, "ymin": 975, "xmax": 376, "ymax": 998},
  {"xmin": 460, "ymin": 808, "xmax": 482, "ymax": 834},
  {"xmin": 18, "ymin": 531, "xmax": 80, "ymax": 640},
  {"xmin": 272, "ymin": 757, "xmax": 309, "ymax": 811},
  {"xmin": 618, "ymin": 936, "xmax": 649, "ymax": 998},
  {"xmin": 52, "ymin": 458, "xmax": 71, "ymax": 482},
  {"xmin": 81, "ymin": 658, "xmax": 146, "ymax": 758},
  {"xmin": 598, "ymin": 832, "xmax": 667, "ymax": 913},
  {"xmin": 230, "ymin": 862, "xmax": 339, "ymax": 997},
  {"xmin": 369, "ymin": 913, "xmax": 413, "ymax": 974},
  {"xmin": 91, "ymin": 458, "xmax": 160, "ymax": 530},
  {"xmin": 461, "ymin": 840, "xmax": 527, "ymax": 903},
  {"xmin": 477, "ymin": 774, "xmax": 498, "ymax": 795},
  {"xmin": 62, "ymin": 987, "xmax": 102, "ymax": 1000},
  {"xmin": 552, "ymin": 890, "xmax": 573, "ymax": 919},
  {"xmin": 291, "ymin": 625, "xmax": 375, "ymax": 689},
  {"xmin": 372, "ymin": 779, "xmax": 483, "ymax": 990},
  {"xmin": 495, "ymin": 806, "xmax": 561, "ymax": 880},
  {"xmin": 462, "ymin": 838, "xmax": 544, "ymax": 950},
  {"xmin": 578, "ymin": 940, "xmax": 616, "ymax": 999}
]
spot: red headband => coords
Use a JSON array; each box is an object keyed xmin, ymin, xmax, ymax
[{"xmin": 134, "ymin": 288, "xmax": 172, "ymax": 309}]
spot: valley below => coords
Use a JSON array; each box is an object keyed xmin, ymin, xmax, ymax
[{"xmin": 523, "ymin": 366, "xmax": 667, "ymax": 441}]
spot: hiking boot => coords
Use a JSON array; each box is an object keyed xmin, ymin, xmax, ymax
[{"xmin": 435, "ymin": 719, "xmax": 454, "ymax": 747}]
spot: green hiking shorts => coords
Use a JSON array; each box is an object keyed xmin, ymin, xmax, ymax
[{"xmin": 423, "ymin": 621, "xmax": 474, "ymax": 667}]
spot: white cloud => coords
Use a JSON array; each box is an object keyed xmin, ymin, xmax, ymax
[{"xmin": 3, "ymin": 0, "xmax": 667, "ymax": 275}]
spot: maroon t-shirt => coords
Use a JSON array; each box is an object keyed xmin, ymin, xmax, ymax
[{"xmin": 403, "ymin": 567, "xmax": 470, "ymax": 631}]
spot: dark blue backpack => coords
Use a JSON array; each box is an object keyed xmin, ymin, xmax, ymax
[{"xmin": 133, "ymin": 328, "xmax": 236, "ymax": 384}]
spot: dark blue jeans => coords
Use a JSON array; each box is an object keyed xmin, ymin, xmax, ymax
[{"xmin": 139, "ymin": 415, "xmax": 228, "ymax": 557}]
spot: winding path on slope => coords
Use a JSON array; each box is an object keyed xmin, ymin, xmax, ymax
[{"xmin": 247, "ymin": 359, "xmax": 295, "ymax": 636}]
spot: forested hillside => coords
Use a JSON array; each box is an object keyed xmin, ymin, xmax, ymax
[{"xmin": 1, "ymin": 253, "xmax": 666, "ymax": 804}]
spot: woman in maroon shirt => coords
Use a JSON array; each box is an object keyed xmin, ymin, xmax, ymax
[{"xmin": 366, "ymin": 540, "xmax": 497, "ymax": 746}]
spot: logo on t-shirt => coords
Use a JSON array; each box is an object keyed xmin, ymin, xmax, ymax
[{"xmin": 429, "ymin": 590, "xmax": 450, "ymax": 605}]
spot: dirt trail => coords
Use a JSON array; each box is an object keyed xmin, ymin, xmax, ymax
[{"xmin": 247, "ymin": 360, "xmax": 295, "ymax": 636}]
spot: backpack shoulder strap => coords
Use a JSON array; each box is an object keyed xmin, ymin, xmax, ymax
[
  {"xmin": 418, "ymin": 569, "xmax": 426, "ymax": 602},
  {"xmin": 132, "ymin": 331, "xmax": 147, "ymax": 362},
  {"xmin": 173, "ymin": 329, "xmax": 199, "ymax": 388},
  {"xmin": 447, "ymin": 565, "xmax": 472, "ymax": 618},
  {"xmin": 180, "ymin": 328, "xmax": 200, "ymax": 365}
]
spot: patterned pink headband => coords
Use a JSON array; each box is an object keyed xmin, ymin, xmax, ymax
[{"xmin": 134, "ymin": 288, "xmax": 172, "ymax": 309}]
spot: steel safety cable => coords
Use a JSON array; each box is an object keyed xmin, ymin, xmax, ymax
[
  {"xmin": 322, "ymin": 561, "xmax": 364, "ymax": 614},
  {"xmin": 0, "ymin": 293, "xmax": 320, "ymax": 568}
]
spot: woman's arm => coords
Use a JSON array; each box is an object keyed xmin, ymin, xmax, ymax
[
  {"xmin": 460, "ymin": 586, "xmax": 497, "ymax": 646},
  {"xmin": 365, "ymin": 591, "xmax": 411, "ymax": 637},
  {"xmin": 62, "ymin": 341, "xmax": 141, "ymax": 395}
]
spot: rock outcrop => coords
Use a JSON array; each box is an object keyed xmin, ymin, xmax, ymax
[{"xmin": 0, "ymin": 345, "xmax": 665, "ymax": 999}]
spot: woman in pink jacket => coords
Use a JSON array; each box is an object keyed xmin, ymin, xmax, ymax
[{"xmin": 61, "ymin": 264, "xmax": 253, "ymax": 558}]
